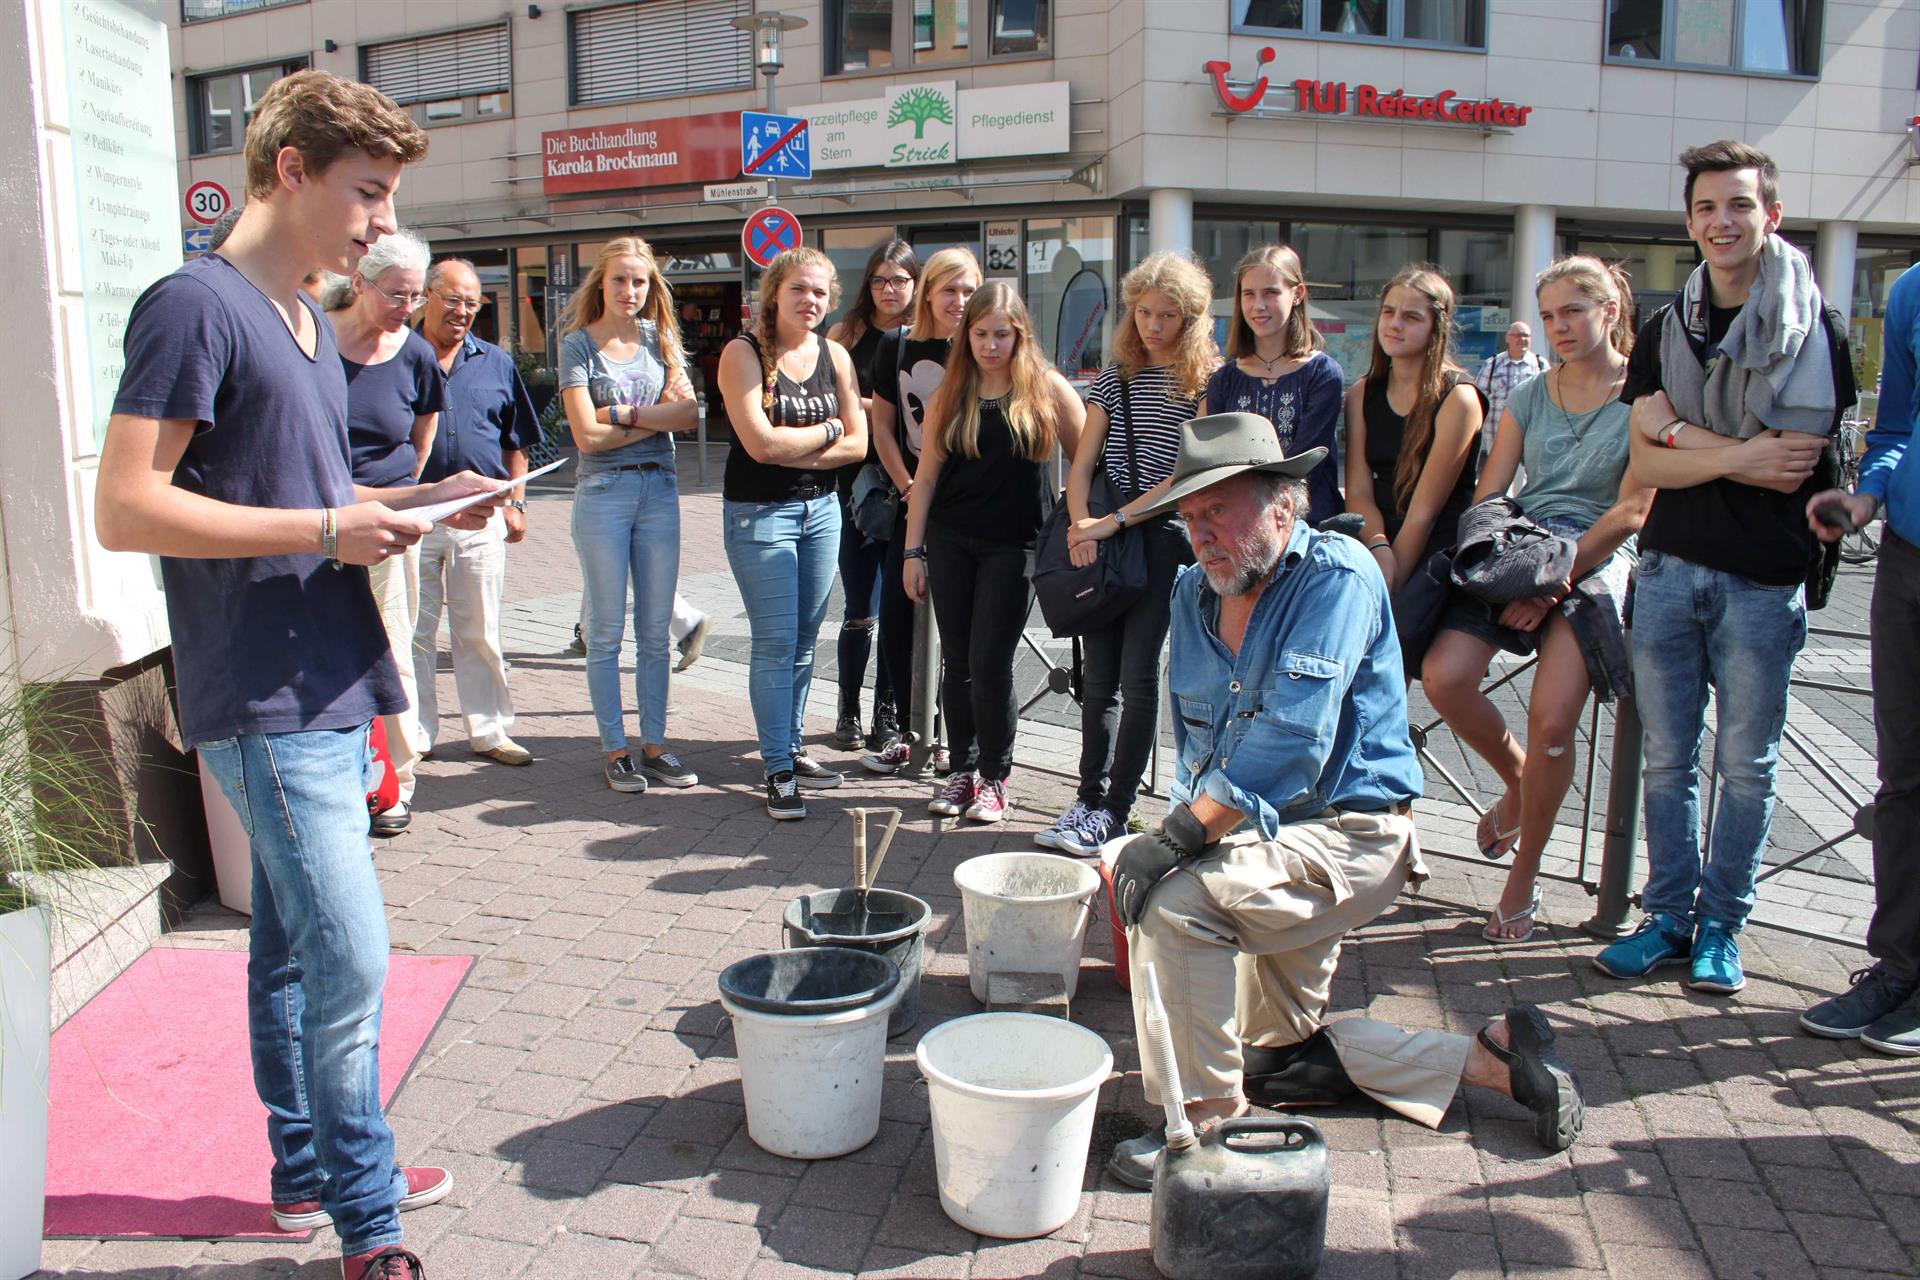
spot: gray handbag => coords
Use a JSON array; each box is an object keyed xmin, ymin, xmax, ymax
[
  {"xmin": 850, "ymin": 463, "xmax": 898, "ymax": 541},
  {"xmin": 1449, "ymin": 495, "xmax": 1577, "ymax": 605}
]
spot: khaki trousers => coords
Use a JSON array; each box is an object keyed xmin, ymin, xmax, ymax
[
  {"xmin": 415, "ymin": 515, "xmax": 516, "ymax": 752},
  {"xmin": 1130, "ymin": 811, "xmax": 1471, "ymax": 1130},
  {"xmin": 368, "ymin": 543, "xmax": 426, "ymax": 804}
]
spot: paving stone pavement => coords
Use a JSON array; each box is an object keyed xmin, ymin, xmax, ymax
[{"xmin": 36, "ymin": 475, "xmax": 1920, "ymax": 1279}]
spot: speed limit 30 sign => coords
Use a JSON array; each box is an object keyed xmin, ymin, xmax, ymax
[{"xmin": 185, "ymin": 180, "xmax": 231, "ymax": 226}]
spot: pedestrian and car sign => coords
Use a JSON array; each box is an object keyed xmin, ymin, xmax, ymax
[
  {"xmin": 741, "ymin": 206, "xmax": 803, "ymax": 269},
  {"xmin": 741, "ymin": 111, "xmax": 811, "ymax": 180}
]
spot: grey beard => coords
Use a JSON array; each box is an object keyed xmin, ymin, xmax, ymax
[{"xmin": 1202, "ymin": 522, "xmax": 1285, "ymax": 597}]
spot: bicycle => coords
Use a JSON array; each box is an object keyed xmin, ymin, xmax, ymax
[{"xmin": 1835, "ymin": 415, "xmax": 1881, "ymax": 565}]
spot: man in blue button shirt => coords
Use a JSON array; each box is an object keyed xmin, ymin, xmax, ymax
[
  {"xmin": 414, "ymin": 259, "xmax": 544, "ymax": 770},
  {"xmin": 1106, "ymin": 414, "xmax": 1584, "ymax": 1188},
  {"xmin": 1801, "ymin": 261, "xmax": 1920, "ymax": 1055}
]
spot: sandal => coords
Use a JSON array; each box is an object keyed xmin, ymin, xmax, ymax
[
  {"xmin": 1476, "ymin": 798, "xmax": 1521, "ymax": 860},
  {"xmin": 1482, "ymin": 889, "xmax": 1542, "ymax": 942},
  {"xmin": 1478, "ymin": 1004, "xmax": 1583, "ymax": 1152}
]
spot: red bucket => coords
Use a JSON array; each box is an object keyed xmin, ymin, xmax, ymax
[{"xmin": 1097, "ymin": 857, "xmax": 1131, "ymax": 992}]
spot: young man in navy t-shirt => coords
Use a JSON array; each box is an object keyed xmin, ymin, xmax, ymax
[{"xmin": 97, "ymin": 71, "xmax": 504, "ymax": 1280}]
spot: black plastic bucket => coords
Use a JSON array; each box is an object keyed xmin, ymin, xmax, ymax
[
  {"xmin": 717, "ymin": 946, "xmax": 900, "ymax": 1016},
  {"xmin": 783, "ymin": 888, "xmax": 932, "ymax": 1036}
]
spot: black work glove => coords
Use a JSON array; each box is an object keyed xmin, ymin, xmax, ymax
[{"xmin": 1112, "ymin": 803, "xmax": 1211, "ymax": 926}]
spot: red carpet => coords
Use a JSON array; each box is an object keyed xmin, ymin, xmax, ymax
[{"xmin": 45, "ymin": 947, "xmax": 470, "ymax": 1240}]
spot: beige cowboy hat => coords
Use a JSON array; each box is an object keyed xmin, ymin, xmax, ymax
[{"xmin": 1132, "ymin": 412, "xmax": 1328, "ymax": 520}]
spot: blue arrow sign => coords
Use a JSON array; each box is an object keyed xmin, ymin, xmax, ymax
[
  {"xmin": 183, "ymin": 227, "xmax": 213, "ymax": 255},
  {"xmin": 741, "ymin": 111, "xmax": 810, "ymax": 180}
]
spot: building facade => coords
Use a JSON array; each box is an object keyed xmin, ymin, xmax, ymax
[{"xmin": 162, "ymin": 0, "xmax": 1920, "ymax": 396}]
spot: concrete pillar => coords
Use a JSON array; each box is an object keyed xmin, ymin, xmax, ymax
[
  {"xmin": 1814, "ymin": 220, "xmax": 1859, "ymax": 324},
  {"xmin": 1511, "ymin": 203, "xmax": 1558, "ymax": 338},
  {"xmin": 1148, "ymin": 188, "xmax": 1195, "ymax": 259}
]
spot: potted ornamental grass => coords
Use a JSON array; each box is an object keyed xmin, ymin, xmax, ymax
[{"xmin": 0, "ymin": 667, "xmax": 132, "ymax": 1280}]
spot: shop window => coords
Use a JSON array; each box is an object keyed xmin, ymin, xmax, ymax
[
  {"xmin": 1025, "ymin": 216, "xmax": 1115, "ymax": 384},
  {"xmin": 826, "ymin": 0, "xmax": 1049, "ymax": 76},
  {"xmin": 569, "ymin": 0, "xmax": 753, "ymax": 107},
  {"xmin": 183, "ymin": 0, "xmax": 302, "ymax": 21},
  {"xmin": 187, "ymin": 59, "xmax": 308, "ymax": 156},
  {"xmin": 1233, "ymin": 0, "xmax": 1486, "ymax": 50},
  {"xmin": 1604, "ymin": 0, "xmax": 1823, "ymax": 78},
  {"xmin": 1851, "ymin": 245, "xmax": 1919, "ymax": 396},
  {"xmin": 821, "ymin": 227, "xmax": 903, "ymax": 337},
  {"xmin": 515, "ymin": 247, "xmax": 548, "ymax": 362},
  {"xmin": 361, "ymin": 24, "xmax": 512, "ymax": 128}
]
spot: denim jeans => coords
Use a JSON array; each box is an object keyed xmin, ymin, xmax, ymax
[
  {"xmin": 927, "ymin": 525, "xmax": 1032, "ymax": 781},
  {"xmin": 573, "ymin": 466, "xmax": 679, "ymax": 751},
  {"xmin": 1633, "ymin": 550, "xmax": 1807, "ymax": 930},
  {"xmin": 1077, "ymin": 517, "xmax": 1190, "ymax": 819},
  {"xmin": 196, "ymin": 725, "xmax": 405, "ymax": 1256},
  {"xmin": 724, "ymin": 495, "xmax": 841, "ymax": 774},
  {"xmin": 837, "ymin": 495, "xmax": 893, "ymax": 716}
]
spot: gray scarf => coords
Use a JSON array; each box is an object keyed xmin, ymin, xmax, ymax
[{"xmin": 1659, "ymin": 234, "xmax": 1835, "ymax": 439}]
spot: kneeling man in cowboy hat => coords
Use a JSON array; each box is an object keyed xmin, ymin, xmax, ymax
[{"xmin": 1107, "ymin": 413, "xmax": 1585, "ymax": 1188}]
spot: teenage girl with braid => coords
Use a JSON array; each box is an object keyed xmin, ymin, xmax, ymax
[{"xmin": 718, "ymin": 248, "xmax": 869, "ymax": 819}]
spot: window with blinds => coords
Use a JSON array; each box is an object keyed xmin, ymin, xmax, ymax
[
  {"xmin": 362, "ymin": 23, "xmax": 512, "ymax": 107},
  {"xmin": 569, "ymin": 0, "xmax": 753, "ymax": 107}
]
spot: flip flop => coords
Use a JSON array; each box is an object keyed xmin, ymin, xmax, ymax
[
  {"xmin": 1476, "ymin": 802, "xmax": 1521, "ymax": 860},
  {"xmin": 1478, "ymin": 1004, "xmax": 1584, "ymax": 1151},
  {"xmin": 1482, "ymin": 889, "xmax": 1542, "ymax": 942}
]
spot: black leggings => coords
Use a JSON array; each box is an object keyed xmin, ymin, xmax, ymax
[
  {"xmin": 1076, "ymin": 517, "xmax": 1191, "ymax": 818},
  {"xmin": 926, "ymin": 525, "xmax": 1032, "ymax": 781}
]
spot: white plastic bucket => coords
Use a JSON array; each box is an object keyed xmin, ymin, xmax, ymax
[
  {"xmin": 718, "ymin": 948, "xmax": 904, "ymax": 1159},
  {"xmin": 915, "ymin": 1013, "xmax": 1113, "ymax": 1238},
  {"xmin": 199, "ymin": 755, "xmax": 252, "ymax": 916},
  {"xmin": 953, "ymin": 852, "xmax": 1101, "ymax": 1002}
]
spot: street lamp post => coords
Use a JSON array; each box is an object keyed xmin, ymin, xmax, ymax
[{"xmin": 729, "ymin": 10, "xmax": 807, "ymax": 205}]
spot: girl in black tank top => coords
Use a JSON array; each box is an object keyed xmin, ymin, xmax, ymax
[
  {"xmin": 901, "ymin": 283, "xmax": 1084, "ymax": 819},
  {"xmin": 1345, "ymin": 266, "xmax": 1487, "ymax": 596},
  {"xmin": 717, "ymin": 249, "xmax": 868, "ymax": 818}
]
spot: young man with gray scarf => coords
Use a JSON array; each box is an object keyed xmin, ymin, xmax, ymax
[{"xmin": 1595, "ymin": 141, "xmax": 1855, "ymax": 996}]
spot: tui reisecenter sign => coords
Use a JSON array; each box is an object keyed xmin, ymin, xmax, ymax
[{"xmin": 1206, "ymin": 46, "xmax": 1533, "ymax": 129}]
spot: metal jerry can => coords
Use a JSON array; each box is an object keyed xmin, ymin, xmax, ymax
[{"xmin": 1149, "ymin": 1116, "xmax": 1330, "ymax": 1280}]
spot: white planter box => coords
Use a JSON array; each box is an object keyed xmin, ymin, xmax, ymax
[
  {"xmin": 0, "ymin": 905, "xmax": 51, "ymax": 1280},
  {"xmin": 199, "ymin": 756, "xmax": 252, "ymax": 917}
]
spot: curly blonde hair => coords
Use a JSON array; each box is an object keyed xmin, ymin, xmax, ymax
[
  {"xmin": 1112, "ymin": 252, "xmax": 1218, "ymax": 400},
  {"xmin": 752, "ymin": 247, "xmax": 840, "ymax": 411}
]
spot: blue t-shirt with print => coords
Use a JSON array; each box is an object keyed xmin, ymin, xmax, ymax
[
  {"xmin": 111, "ymin": 253, "xmax": 404, "ymax": 749},
  {"xmin": 558, "ymin": 323, "xmax": 675, "ymax": 473},
  {"xmin": 344, "ymin": 327, "xmax": 445, "ymax": 487}
]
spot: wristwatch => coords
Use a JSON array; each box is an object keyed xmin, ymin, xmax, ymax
[
  {"xmin": 507, "ymin": 499, "xmax": 527, "ymax": 513},
  {"xmin": 1112, "ymin": 509, "xmax": 1130, "ymax": 529},
  {"xmin": 902, "ymin": 546, "xmax": 928, "ymax": 561}
]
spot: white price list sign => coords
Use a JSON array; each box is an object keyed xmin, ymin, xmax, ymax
[{"xmin": 62, "ymin": 0, "xmax": 180, "ymax": 450}]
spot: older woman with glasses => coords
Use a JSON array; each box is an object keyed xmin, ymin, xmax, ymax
[{"xmin": 324, "ymin": 229, "xmax": 444, "ymax": 835}]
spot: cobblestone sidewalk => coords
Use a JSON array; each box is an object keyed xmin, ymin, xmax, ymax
[{"xmin": 35, "ymin": 478, "xmax": 1920, "ymax": 1279}]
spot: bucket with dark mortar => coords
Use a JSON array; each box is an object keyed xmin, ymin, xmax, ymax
[{"xmin": 783, "ymin": 888, "xmax": 932, "ymax": 1036}]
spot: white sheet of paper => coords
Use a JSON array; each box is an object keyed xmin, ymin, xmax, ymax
[{"xmin": 413, "ymin": 457, "xmax": 571, "ymax": 524}]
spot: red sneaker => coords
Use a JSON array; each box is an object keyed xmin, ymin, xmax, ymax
[
  {"xmin": 964, "ymin": 778, "xmax": 1009, "ymax": 824},
  {"xmin": 274, "ymin": 1166, "xmax": 453, "ymax": 1232},
  {"xmin": 928, "ymin": 770, "xmax": 978, "ymax": 817},
  {"xmin": 341, "ymin": 1245, "xmax": 424, "ymax": 1279}
]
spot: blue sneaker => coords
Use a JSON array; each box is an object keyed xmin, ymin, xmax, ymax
[
  {"xmin": 1593, "ymin": 913, "xmax": 1692, "ymax": 980},
  {"xmin": 1689, "ymin": 919, "xmax": 1746, "ymax": 994},
  {"xmin": 1803, "ymin": 964, "xmax": 1919, "ymax": 1039}
]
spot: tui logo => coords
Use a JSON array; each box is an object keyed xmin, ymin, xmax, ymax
[{"xmin": 1205, "ymin": 46, "xmax": 1276, "ymax": 113}]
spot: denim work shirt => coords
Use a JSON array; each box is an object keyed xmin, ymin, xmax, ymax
[
  {"xmin": 420, "ymin": 333, "xmax": 542, "ymax": 484},
  {"xmin": 1167, "ymin": 520, "xmax": 1423, "ymax": 839}
]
